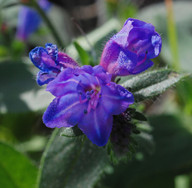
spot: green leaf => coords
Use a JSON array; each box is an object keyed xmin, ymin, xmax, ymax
[
  {"xmin": 60, "ymin": 126, "xmax": 83, "ymax": 137},
  {"xmin": 134, "ymin": 130, "xmax": 155, "ymax": 155},
  {"xmin": 134, "ymin": 72, "xmax": 188, "ymax": 102},
  {"xmin": 0, "ymin": 45, "xmax": 8, "ymax": 57},
  {"xmin": 175, "ymin": 175, "xmax": 191, "ymax": 188},
  {"xmin": 0, "ymin": 60, "xmax": 52, "ymax": 113},
  {"xmin": 99, "ymin": 114, "xmax": 192, "ymax": 187},
  {"xmin": 11, "ymin": 40, "xmax": 25, "ymax": 58},
  {"xmin": 37, "ymin": 128, "xmax": 108, "ymax": 188},
  {"xmin": 122, "ymin": 69, "xmax": 172, "ymax": 92},
  {"xmin": 73, "ymin": 41, "xmax": 91, "ymax": 65},
  {"xmin": 122, "ymin": 69, "xmax": 189, "ymax": 102},
  {"xmin": 127, "ymin": 174, "xmax": 175, "ymax": 188},
  {"xmin": 0, "ymin": 113, "xmax": 43, "ymax": 142},
  {"xmin": 132, "ymin": 111, "xmax": 147, "ymax": 121},
  {"xmin": 0, "ymin": 142, "xmax": 37, "ymax": 188},
  {"xmin": 176, "ymin": 77, "xmax": 192, "ymax": 115}
]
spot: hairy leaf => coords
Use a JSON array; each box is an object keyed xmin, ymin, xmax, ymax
[
  {"xmin": 134, "ymin": 72, "xmax": 188, "ymax": 102},
  {"xmin": 60, "ymin": 126, "xmax": 83, "ymax": 137},
  {"xmin": 37, "ymin": 128, "xmax": 108, "ymax": 188},
  {"xmin": 122, "ymin": 69, "xmax": 189, "ymax": 102},
  {"xmin": 122, "ymin": 69, "xmax": 172, "ymax": 92},
  {"xmin": 98, "ymin": 114, "xmax": 192, "ymax": 188}
]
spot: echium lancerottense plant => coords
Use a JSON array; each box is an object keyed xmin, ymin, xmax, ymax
[{"xmin": 29, "ymin": 18, "xmax": 161, "ymax": 147}]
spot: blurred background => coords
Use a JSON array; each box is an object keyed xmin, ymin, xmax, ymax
[{"xmin": 0, "ymin": 0, "xmax": 192, "ymax": 188}]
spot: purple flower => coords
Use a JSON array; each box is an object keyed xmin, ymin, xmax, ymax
[
  {"xmin": 29, "ymin": 43, "xmax": 79, "ymax": 85},
  {"xmin": 100, "ymin": 18, "xmax": 162, "ymax": 77},
  {"xmin": 43, "ymin": 65, "xmax": 134, "ymax": 146},
  {"xmin": 16, "ymin": 0, "xmax": 51, "ymax": 41}
]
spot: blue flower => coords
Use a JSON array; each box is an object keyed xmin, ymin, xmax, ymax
[
  {"xmin": 29, "ymin": 16, "xmax": 162, "ymax": 147},
  {"xmin": 43, "ymin": 65, "xmax": 134, "ymax": 146},
  {"xmin": 29, "ymin": 43, "xmax": 79, "ymax": 85},
  {"xmin": 100, "ymin": 18, "xmax": 162, "ymax": 77},
  {"xmin": 16, "ymin": 0, "xmax": 51, "ymax": 41}
]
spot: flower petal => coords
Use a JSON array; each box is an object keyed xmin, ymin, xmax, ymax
[
  {"xmin": 150, "ymin": 34, "xmax": 162, "ymax": 58},
  {"xmin": 93, "ymin": 65, "xmax": 112, "ymax": 84},
  {"xmin": 45, "ymin": 43, "xmax": 58, "ymax": 62},
  {"xmin": 29, "ymin": 47, "xmax": 59, "ymax": 72},
  {"xmin": 37, "ymin": 70, "xmax": 57, "ymax": 86},
  {"xmin": 126, "ymin": 18, "xmax": 154, "ymax": 29},
  {"xmin": 131, "ymin": 59, "xmax": 154, "ymax": 74},
  {"xmin": 101, "ymin": 83, "xmax": 134, "ymax": 115},
  {"xmin": 128, "ymin": 29, "xmax": 161, "ymax": 59},
  {"xmin": 57, "ymin": 52, "xmax": 79, "ymax": 68},
  {"xmin": 111, "ymin": 19, "xmax": 133, "ymax": 48},
  {"xmin": 100, "ymin": 42, "xmax": 137, "ymax": 76},
  {"xmin": 78, "ymin": 104, "xmax": 113, "ymax": 146},
  {"xmin": 81, "ymin": 65, "xmax": 94, "ymax": 74},
  {"xmin": 46, "ymin": 68, "xmax": 84, "ymax": 96},
  {"xmin": 43, "ymin": 93, "xmax": 87, "ymax": 128}
]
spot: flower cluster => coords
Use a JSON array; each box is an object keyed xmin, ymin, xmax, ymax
[
  {"xmin": 43, "ymin": 65, "xmax": 134, "ymax": 146},
  {"xmin": 29, "ymin": 18, "xmax": 161, "ymax": 146}
]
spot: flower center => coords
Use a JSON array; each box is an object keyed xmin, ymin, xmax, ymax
[
  {"xmin": 79, "ymin": 85, "xmax": 101, "ymax": 113},
  {"xmin": 86, "ymin": 86, "xmax": 101, "ymax": 112}
]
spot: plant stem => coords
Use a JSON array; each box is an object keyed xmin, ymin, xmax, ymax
[
  {"xmin": 31, "ymin": 0, "xmax": 65, "ymax": 48},
  {"xmin": 165, "ymin": 0, "xmax": 180, "ymax": 71}
]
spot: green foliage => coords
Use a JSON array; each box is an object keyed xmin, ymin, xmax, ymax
[
  {"xmin": 98, "ymin": 114, "xmax": 192, "ymax": 188},
  {"xmin": 133, "ymin": 73, "xmax": 188, "ymax": 102},
  {"xmin": 73, "ymin": 41, "xmax": 91, "ymax": 65},
  {"xmin": 117, "ymin": 3, "xmax": 137, "ymax": 22},
  {"xmin": 165, "ymin": 0, "xmax": 180, "ymax": 71},
  {"xmin": 122, "ymin": 69, "xmax": 189, "ymax": 102},
  {"xmin": 37, "ymin": 128, "xmax": 108, "ymax": 188},
  {"xmin": 0, "ymin": 60, "xmax": 36, "ymax": 113},
  {"xmin": 0, "ymin": 113, "xmax": 40, "ymax": 142},
  {"xmin": 0, "ymin": 142, "xmax": 37, "ymax": 188},
  {"xmin": 0, "ymin": 45, "xmax": 8, "ymax": 56},
  {"xmin": 60, "ymin": 126, "xmax": 83, "ymax": 137},
  {"xmin": 106, "ymin": 0, "xmax": 137, "ymax": 21},
  {"xmin": 122, "ymin": 69, "xmax": 172, "ymax": 92},
  {"xmin": 0, "ymin": 60, "xmax": 52, "ymax": 113},
  {"xmin": 175, "ymin": 175, "xmax": 191, "ymax": 188},
  {"xmin": 176, "ymin": 77, "xmax": 192, "ymax": 115},
  {"xmin": 133, "ymin": 111, "xmax": 147, "ymax": 121},
  {"xmin": 11, "ymin": 40, "xmax": 25, "ymax": 59}
]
